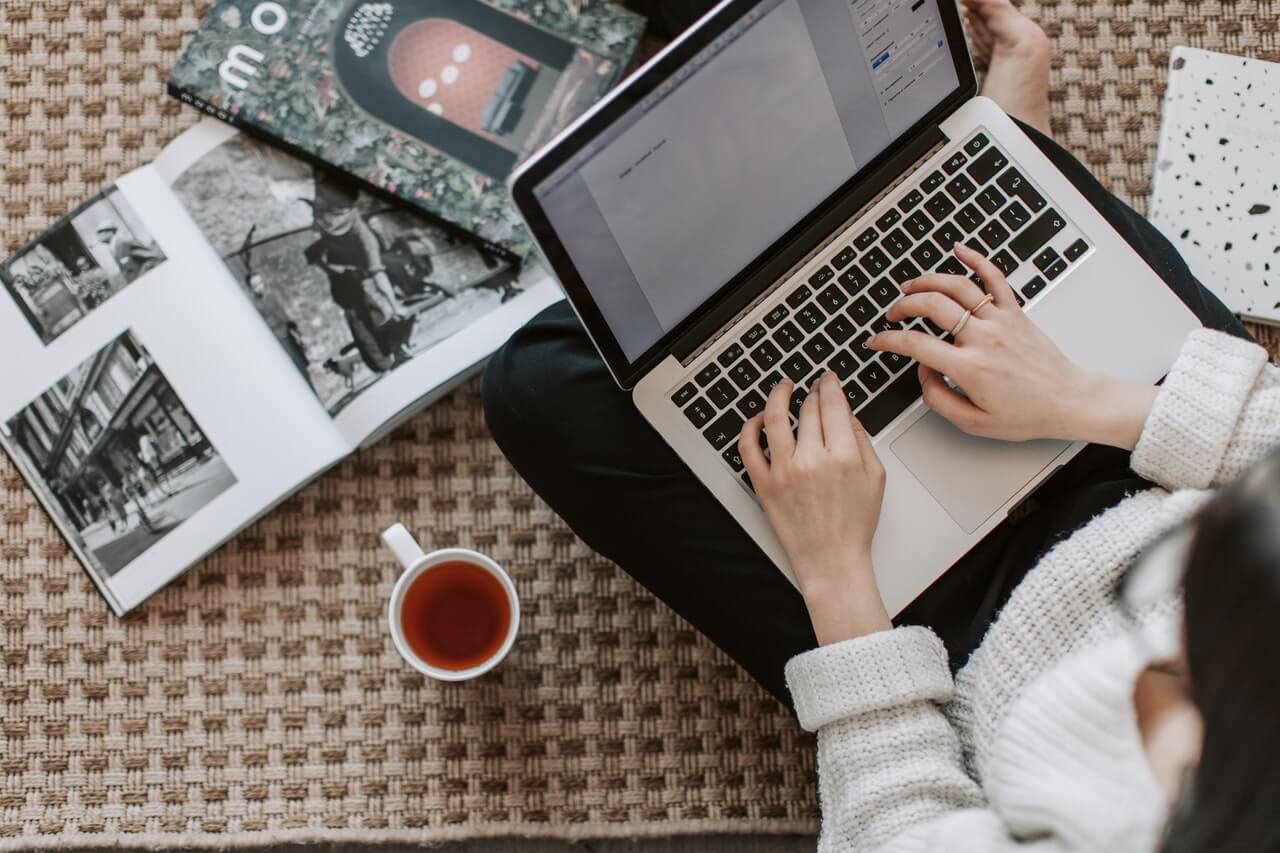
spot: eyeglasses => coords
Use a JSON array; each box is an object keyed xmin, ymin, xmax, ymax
[{"xmin": 1117, "ymin": 525, "xmax": 1195, "ymax": 621}]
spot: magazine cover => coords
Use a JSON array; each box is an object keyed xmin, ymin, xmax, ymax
[{"xmin": 167, "ymin": 0, "xmax": 647, "ymax": 255}]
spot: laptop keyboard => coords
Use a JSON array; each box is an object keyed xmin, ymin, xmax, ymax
[{"xmin": 668, "ymin": 129, "xmax": 1094, "ymax": 495}]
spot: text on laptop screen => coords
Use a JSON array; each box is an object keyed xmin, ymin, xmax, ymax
[{"xmin": 532, "ymin": 0, "xmax": 961, "ymax": 362}]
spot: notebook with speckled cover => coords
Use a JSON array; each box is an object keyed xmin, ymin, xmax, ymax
[{"xmin": 1149, "ymin": 47, "xmax": 1280, "ymax": 324}]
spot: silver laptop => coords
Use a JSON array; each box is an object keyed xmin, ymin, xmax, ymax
[{"xmin": 508, "ymin": 0, "xmax": 1199, "ymax": 615}]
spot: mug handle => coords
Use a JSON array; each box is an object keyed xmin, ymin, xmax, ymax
[{"xmin": 382, "ymin": 523, "xmax": 425, "ymax": 568}]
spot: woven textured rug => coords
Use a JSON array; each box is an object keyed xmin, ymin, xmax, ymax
[{"xmin": 1, "ymin": 0, "xmax": 1277, "ymax": 848}]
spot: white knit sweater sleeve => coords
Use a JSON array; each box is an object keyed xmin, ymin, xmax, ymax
[
  {"xmin": 785, "ymin": 627, "xmax": 1014, "ymax": 852},
  {"xmin": 1132, "ymin": 328, "xmax": 1276, "ymax": 490}
]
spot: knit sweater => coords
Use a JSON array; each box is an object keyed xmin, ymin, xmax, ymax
[{"xmin": 784, "ymin": 329, "xmax": 1278, "ymax": 852}]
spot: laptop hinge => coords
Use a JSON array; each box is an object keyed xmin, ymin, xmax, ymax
[{"xmin": 671, "ymin": 125, "xmax": 949, "ymax": 366}]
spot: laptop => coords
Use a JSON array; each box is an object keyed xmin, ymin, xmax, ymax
[{"xmin": 508, "ymin": 0, "xmax": 1200, "ymax": 615}]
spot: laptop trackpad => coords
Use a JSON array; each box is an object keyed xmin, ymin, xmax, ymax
[{"xmin": 890, "ymin": 412, "xmax": 1069, "ymax": 533}]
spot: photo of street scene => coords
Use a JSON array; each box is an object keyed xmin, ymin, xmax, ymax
[
  {"xmin": 1, "ymin": 331, "xmax": 235, "ymax": 579},
  {"xmin": 0, "ymin": 186, "xmax": 166, "ymax": 343},
  {"xmin": 168, "ymin": 133, "xmax": 523, "ymax": 415}
]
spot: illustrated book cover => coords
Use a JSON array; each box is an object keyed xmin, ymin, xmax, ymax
[{"xmin": 168, "ymin": 0, "xmax": 647, "ymax": 255}]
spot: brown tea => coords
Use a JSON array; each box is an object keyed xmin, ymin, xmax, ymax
[{"xmin": 400, "ymin": 561, "xmax": 511, "ymax": 671}]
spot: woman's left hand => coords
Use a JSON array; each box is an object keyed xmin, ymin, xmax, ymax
[{"xmin": 740, "ymin": 372, "xmax": 893, "ymax": 644}]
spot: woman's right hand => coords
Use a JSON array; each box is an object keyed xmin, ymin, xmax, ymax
[{"xmin": 867, "ymin": 244, "xmax": 1157, "ymax": 450}]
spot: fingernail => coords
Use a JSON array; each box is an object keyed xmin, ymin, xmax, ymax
[
  {"xmin": 901, "ymin": 280, "xmax": 914, "ymax": 292},
  {"xmin": 866, "ymin": 333, "xmax": 880, "ymax": 348}
]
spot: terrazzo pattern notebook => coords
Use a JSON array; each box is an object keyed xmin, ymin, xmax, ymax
[{"xmin": 1150, "ymin": 47, "xmax": 1280, "ymax": 324}]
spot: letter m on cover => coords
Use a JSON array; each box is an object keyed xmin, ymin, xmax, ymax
[{"xmin": 220, "ymin": 45, "xmax": 265, "ymax": 89}]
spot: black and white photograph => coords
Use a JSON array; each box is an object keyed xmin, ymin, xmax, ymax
[
  {"xmin": 168, "ymin": 133, "xmax": 524, "ymax": 416},
  {"xmin": 1, "ymin": 331, "xmax": 236, "ymax": 580},
  {"xmin": 0, "ymin": 186, "xmax": 166, "ymax": 343}
]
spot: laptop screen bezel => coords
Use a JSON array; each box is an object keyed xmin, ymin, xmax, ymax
[{"xmin": 510, "ymin": 0, "xmax": 978, "ymax": 389}]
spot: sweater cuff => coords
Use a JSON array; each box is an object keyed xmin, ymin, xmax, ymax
[
  {"xmin": 1132, "ymin": 329, "xmax": 1268, "ymax": 490},
  {"xmin": 784, "ymin": 626, "xmax": 952, "ymax": 732}
]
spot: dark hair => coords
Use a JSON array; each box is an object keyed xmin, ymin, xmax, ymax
[{"xmin": 1163, "ymin": 446, "xmax": 1280, "ymax": 852}]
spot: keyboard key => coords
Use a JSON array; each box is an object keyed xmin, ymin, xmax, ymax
[
  {"xmin": 875, "ymin": 208, "xmax": 902, "ymax": 231},
  {"xmin": 763, "ymin": 304, "xmax": 789, "ymax": 327},
  {"xmin": 884, "ymin": 228, "xmax": 912, "ymax": 259},
  {"xmin": 708, "ymin": 378, "xmax": 738, "ymax": 409},
  {"xmin": 694, "ymin": 363, "xmax": 721, "ymax": 386},
  {"xmin": 788, "ymin": 386, "xmax": 808, "ymax": 419},
  {"xmin": 854, "ymin": 227, "xmax": 878, "ymax": 250},
  {"xmin": 869, "ymin": 278, "xmax": 899, "ymax": 307},
  {"xmin": 965, "ymin": 147, "xmax": 1010, "ymax": 184},
  {"xmin": 978, "ymin": 220, "xmax": 1011, "ymax": 251},
  {"xmin": 683, "ymin": 397, "xmax": 715, "ymax": 428},
  {"xmin": 990, "ymin": 249, "xmax": 1019, "ymax": 276},
  {"xmin": 832, "ymin": 245, "xmax": 858, "ymax": 269},
  {"xmin": 999, "ymin": 200, "xmax": 1032, "ymax": 231},
  {"xmin": 936, "ymin": 256, "xmax": 966, "ymax": 276},
  {"xmin": 795, "ymin": 304, "xmax": 824, "ymax": 332},
  {"xmin": 932, "ymin": 222, "xmax": 964, "ymax": 252},
  {"xmin": 722, "ymin": 443, "xmax": 745, "ymax": 472},
  {"xmin": 922, "ymin": 170, "xmax": 946, "ymax": 192},
  {"xmin": 848, "ymin": 296, "xmax": 878, "ymax": 326},
  {"xmin": 703, "ymin": 410, "xmax": 744, "ymax": 450},
  {"xmin": 758, "ymin": 370, "xmax": 784, "ymax": 396},
  {"xmin": 829, "ymin": 349, "xmax": 859, "ymax": 380},
  {"xmin": 1064, "ymin": 238, "xmax": 1089, "ymax": 262},
  {"xmin": 964, "ymin": 237, "xmax": 987, "ymax": 257},
  {"xmin": 904, "ymin": 211, "xmax": 933, "ymax": 239},
  {"xmin": 850, "ymin": 331, "xmax": 875, "ymax": 361},
  {"xmin": 925, "ymin": 192, "xmax": 957, "ymax": 221},
  {"xmin": 717, "ymin": 343, "xmax": 744, "ymax": 367},
  {"xmin": 889, "ymin": 259, "xmax": 921, "ymax": 286},
  {"xmin": 817, "ymin": 284, "xmax": 849, "ymax": 313},
  {"xmin": 809, "ymin": 265, "xmax": 835, "ymax": 287},
  {"xmin": 1021, "ymin": 275, "xmax": 1047, "ymax": 300},
  {"xmin": 838, "ymin": 265, "xmax": 871, "ymax": 294},
  {"xmin": 923, "ymin": 317, "xmax": 946, "ymax": 336},
  {"xmin": 1033, "ymin": 246, "xmax": 1061, "ymax": 273},
  {"xmin": 782, "ymin": 352, "xmax": 813, "ymax": 383},
  {"xmin": 879, "ymin": 350, "xmax": 911, "ymax": 374},
  {"xmin": 963, "ymin": 133, "xmax": 989, "ymax": 155},
  {"xmin": 856, "ymin": 370, "xmax": 922, "ymax": 436},
  {"xmin": 750, "ymin": 340, "xmax": 783, "ymax": 370},
  {"xmin": 1009, "ymin": 208, "xmax": 1066, "ymax": 260},
  {"xmin": 842, "ymin": 380, "xmax": 870, "ymax": 411},
  {"xmin": 802, "ymin": 333, "xmax": 835, "ymax": 363},
  {"xmin": 870, "ymin": 315, "xmax": 902, "ymax": 335},
  {"xmin": 741, "ymin": 323, "xmax": 767, "ymax": 347},
  {"xmin": 1045, "ymin": 257, "xmax": 1069, "ymax": 280},
  {"xmin": 857, "ymin": 361, "xmax": 891, "ymax": 393},
  {"xmin": 955, "ymin": 204, "xmax": 985, "ymax": 233},
  {"xmin": 946, "ymin": 174, "xmax": 977, "ymax": 203},
  {"xmin": 942, "ymin": 150, "xmax": 968, "ymax": 174},
  {"xmin": 975, "ymin": 186, "xmax": 1007, "ymax": 215},
  {"xmin": 735, "ymin": 390, "xmax": 766, "ymax": 418},
  {"xmin": 996, "ymin": 167, "xmax": 1047, "ymax": 212},
  {"xmin": 729, "ymin": 360, "xmax": 761, "ymax": 389},
  {"xmin": 786, "ymin": 285, "xmax": 812, "ymax": 309},
  {"xmin": 824, "ymin": 314, "xmax": 857, "ymax": 345},
  {"xmin": 672, "ymin": 382, "xmax": 696, "ymax": 406},
  {"xmin": 910, "ymin": 240, "xmax": 943, "ymax": 270},
  {"xmin": 860, "ymin": 247, "xmax": 891, "ymax": 276},
  {"xmin": 1013, "ymin": 290, "xmax": 1025, "ymax": 307},
  {"xmin": 772, "ymin": 321, "xmax": 804, "ymax": 351},
  {"xmin": 898, "ymin": 188, "xmax": 924, "ymax": 212}
]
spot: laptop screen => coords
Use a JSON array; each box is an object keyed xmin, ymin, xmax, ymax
[{"xmin": 531, "ymin": 0, "xmax": 961, "ymax": 362}]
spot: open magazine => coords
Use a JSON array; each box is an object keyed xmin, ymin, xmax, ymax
[{"xmin": 0, "ymin": 118, "xmax": 560, "ymax": 615}]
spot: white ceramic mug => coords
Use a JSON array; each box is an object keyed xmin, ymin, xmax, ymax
[{"xmin": 382, "ymin": 523, "xmax": 520, "ymax": 681}]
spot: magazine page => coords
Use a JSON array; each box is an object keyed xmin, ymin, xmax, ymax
[
  {"xmin": 154, "ymin": 123, "xmax": 562, "ymax": 446},
  {"xmin": 0, "ymin": 151, "xmax": 350, "ymax": 615},
  {"xmin": 166, "ymin": 0, "xmax": 646, "ymax": 254}
]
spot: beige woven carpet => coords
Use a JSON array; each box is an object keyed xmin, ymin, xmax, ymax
[{"xmin": 1, "ymin": 0, "xmax": 1278, "ymax": 848}]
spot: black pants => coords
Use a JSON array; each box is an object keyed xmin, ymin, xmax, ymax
[{"xmin": 482, "ymin": 122, "xmax": 1250, "ymax": 708}]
